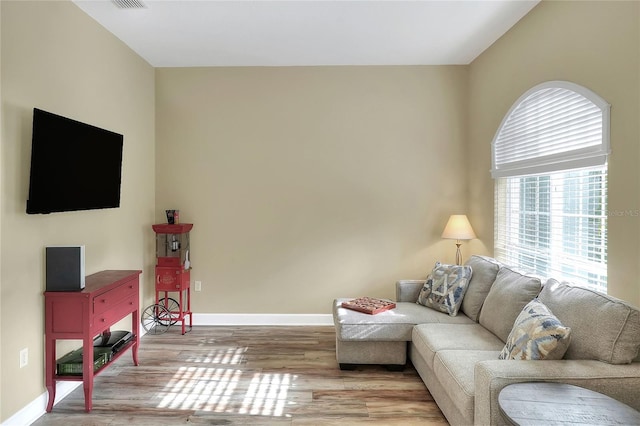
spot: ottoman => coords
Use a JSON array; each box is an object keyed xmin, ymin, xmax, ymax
[{"xmin": 332, "ymin": 282, "xmax": 473, "ymax": 370}]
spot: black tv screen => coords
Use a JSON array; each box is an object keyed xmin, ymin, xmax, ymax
[{"xmin": 26, "ymin": 108, "xmax": 124, "ymax": 214}]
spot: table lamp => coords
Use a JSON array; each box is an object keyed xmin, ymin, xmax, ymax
[{"xmin": 441, "ymin": 214, "xmax": 476, "ymax": 265}]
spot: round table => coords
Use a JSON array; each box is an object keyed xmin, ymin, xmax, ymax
[{"xmin": 498, "ymin": 382, "xmax": 640, "ymax": 425}]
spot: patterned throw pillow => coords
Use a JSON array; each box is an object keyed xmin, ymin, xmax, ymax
[
  {"xmin": 499, "ymin": 299, "xmax": 571, "ymax": 360},
  {"xmin": 416, "ymin": 262, "xmax": 473, "ymax": 316}
]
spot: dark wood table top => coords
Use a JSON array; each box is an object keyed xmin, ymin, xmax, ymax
[{"xmin": 498, "ymin": 382, "xmax": 640, "ymax": 426}]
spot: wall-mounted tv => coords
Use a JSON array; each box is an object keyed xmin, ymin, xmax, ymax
[{"xmin": 26, "ymin": 108, "xmax": 124, "ymax": 214}]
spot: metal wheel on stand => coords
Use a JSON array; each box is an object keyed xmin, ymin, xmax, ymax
[
  {"xmin": 158, "ymin": 297, "xmax": 180, "ymax": 325},
  {"xmin": 141, "ymin": 304, "xmax": 172, "ymax": 334}
]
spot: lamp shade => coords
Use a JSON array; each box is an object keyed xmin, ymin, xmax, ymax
[{"xmin": 441, "ymin": 215, "xmax": 476, "ymax": 240}]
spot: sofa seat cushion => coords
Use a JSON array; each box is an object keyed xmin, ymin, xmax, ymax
[
  {"xmin": 461, "ymin": 255, "xmax": 501, "ymax": 322},
  {"xmin": 433, "ymin": 350, "xmax": 502, "ymax": 422},
  {"xmin": 478, "ymin": 267, "xmax": 542, "ymax": 342},
  {"xmin": 333, "ymin": 299, "xmax": 473, "ymax": 341},
  {"xmin": 412, "ymin": 323, "xmax": 505, "ymax": 370},
  {"xmin": 539, "ymin": 279, "xmax": 640, "ymax": 364}
]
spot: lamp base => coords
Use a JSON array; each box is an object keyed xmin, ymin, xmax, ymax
[{"xmin": 455, "ymin": 242, "xmax": 462, "ymax": 265}]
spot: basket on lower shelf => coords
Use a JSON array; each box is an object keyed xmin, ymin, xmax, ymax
[
  {"xmin": 56, "ymin": 330, "xmax": 134, "ymax": 375},
  {"xmin": 56, "ymin": 349, "xmax": 109, "ymax": 376}
]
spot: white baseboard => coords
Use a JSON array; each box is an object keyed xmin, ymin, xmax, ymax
[
  {"xmin": 4, "ymin": 314, "xmax": 333, "ymax": 425},
  {"xmin": 2, "ymin": 381, "xmax": 80, "ymax": 426},
  {"xmin": 193, "ymin": 313, "xmax": 333, "ymax": 326}
]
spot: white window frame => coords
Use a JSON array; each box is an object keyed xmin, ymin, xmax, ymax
[{"xmin": 492, "ymin": 81, "xmax": 610, "ymax": 293}]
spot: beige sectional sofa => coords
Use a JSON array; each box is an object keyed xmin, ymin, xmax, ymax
[{"xmin": 333, "ymin": 255, "xmax": 640, "ymax": 425}]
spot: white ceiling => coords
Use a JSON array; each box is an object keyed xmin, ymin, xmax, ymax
[{"xmin": 73, "ymin": 0, "xmax": 539, "ymax": 67}]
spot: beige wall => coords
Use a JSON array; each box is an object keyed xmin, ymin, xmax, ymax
[
  {"xmin": 3, "ymin": 0, "xmax": 639, "ymax": 421},
  {"xmin": 0, "ymin": 0, "xmax": 3, "ymax": 413},
  {"xmin": 468, "ymin": 0, "xmax": 640, "ymax": 306},
  {"xmin": 0, "ymin": 1, "xmax": 155, "ymax": 421},
  {"xmin": 155, "ymin": 66, "xmax": 470, "ymax": 314}
]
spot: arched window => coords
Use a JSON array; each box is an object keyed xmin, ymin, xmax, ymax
[{"xmin": 492, "ymin": 81, "xmax": 610, "ymax": 293}]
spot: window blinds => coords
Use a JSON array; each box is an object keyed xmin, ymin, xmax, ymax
[
  {"xmin": 492, "ymin": 81, "xmax": 610, "ymax": 293},
  {"xmin": 492, "ymin": 81, "xmax": 610, "ymax": 178},
  {"xmin": 494, "ymin": 167, "xmax": 608, "ymax": 293}
]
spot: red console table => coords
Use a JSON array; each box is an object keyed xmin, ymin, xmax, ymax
[{"xmin": 44, "ymin": 270, "xmax": 142, "ymax": 413}]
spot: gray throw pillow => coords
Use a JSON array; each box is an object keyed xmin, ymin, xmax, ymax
[
  {"xmin": 499, "ymin": 299, "xmax": 571, "ymax": 360},
  {"xmin": 417, "ymin": 262, "xmax": 473, "ymax": 316},
  {"xmin": 478, "ymin": 267, "xmax": 542, "ymax": 342}
]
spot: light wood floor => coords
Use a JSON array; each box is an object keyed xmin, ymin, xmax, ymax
[{"xmin": 33, "ymin": 326, "xmax": 448, "ymax": 425}]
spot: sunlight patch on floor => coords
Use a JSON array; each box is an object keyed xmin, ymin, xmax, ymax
[
  {"xmin": 240, "ymin": 372, "xmax": 292, "ymax": 416},
  {"xmin": 158, "ymin": 366, "xmax": 242, "ymax": 411},
  {"xmin": 185, "ymin": 347, "xmax": 247, "ymax": 364},
  {"xmin": 157, "ymin": 364, "xmax": 294, "ymax": 417}
]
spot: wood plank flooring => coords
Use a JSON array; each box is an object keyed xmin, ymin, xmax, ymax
[{"xmin": 33, "ymin": 326, "xmax": 448, "ymax": 425}]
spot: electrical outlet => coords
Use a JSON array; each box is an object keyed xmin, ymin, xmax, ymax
[
  {"xmin": 194, "ymin": 281, "xmax": 202, "ymax": 292},
  {"xmin": 20, "ymin": 348, "xmax": 28, "ymax": 368}
]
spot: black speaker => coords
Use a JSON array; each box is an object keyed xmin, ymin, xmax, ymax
[{"xmin": 46, "ymin": 246, "xmax": 85, "ymax": 291}]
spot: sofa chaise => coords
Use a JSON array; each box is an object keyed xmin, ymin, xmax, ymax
[{"xmin": 332, "ymin": 255, "xmax": 640, "ymax": 425}]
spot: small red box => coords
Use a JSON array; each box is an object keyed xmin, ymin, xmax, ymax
[{"xmin": 341, "ymin": 297, "xmax": 396, "ymax": 315}]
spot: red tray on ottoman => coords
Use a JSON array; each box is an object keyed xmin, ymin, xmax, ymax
[{"xmin": 341, "ymin": 297, "xmax": 396, "ymax": 315}]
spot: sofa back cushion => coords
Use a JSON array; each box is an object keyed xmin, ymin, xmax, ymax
[
  {"xmin": 538, "ymin": 279, "xmax": 640, "ymax": 364},
  {"xmin": 461, "ymin": 255, "xmax": 501, "ymax": 322},
  {"xmin": 478, "ymin": 267, "xmax": 542, "ymax": 342}
]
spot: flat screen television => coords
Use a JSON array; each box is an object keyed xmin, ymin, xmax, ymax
[{"xmin": 26, "ymin": 108, "xmax": 124, "ymax": 214}]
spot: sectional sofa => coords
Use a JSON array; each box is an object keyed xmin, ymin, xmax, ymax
[{"xmin": 332, "ymin": 255, "xmax": 640, "ymax": 425}]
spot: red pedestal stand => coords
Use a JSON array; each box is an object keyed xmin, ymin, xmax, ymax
[{"xmin": 152, "ymin": 223, "xmax": 193, "ymax": 334}]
